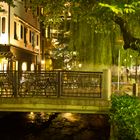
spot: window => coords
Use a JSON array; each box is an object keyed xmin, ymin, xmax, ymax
[
  {"xmin": 31, "ymin": 32, "xmax": 35, "ymax": 48},
  {"xmin": 37, "ymin": 34, "xmax": 39, "ymax": 46},
  {"xmin": 29, "ymin": 30, "xmax": 35, "ymax": 48},
  {"xmin": 37, "ymin": 7, "xmax": 40, "ymax": 16},
  {"xmin": 20, "ymin": 25, "xmax": 23, "ymax": 39},
  {"xmin": 24, "ymin": 27, "xmax": 27, "ymax": 46},
  {"xmin": 14, "ymin": 22, "xmax": 18, "ymax": 40},
  {"xmin": 22, "ymin": 62, "xmax": 27, "ymax": 71},
  {"xmin": 29, "ymin": 30, "xmax": 31, "ymax": 43},
  {"xmin": 2, "ymin": 17, "xmax": 6, "ymax": 33},
  {"xmin": 31, "ymin": 63, "xmax": 35, "ymax": 71}
]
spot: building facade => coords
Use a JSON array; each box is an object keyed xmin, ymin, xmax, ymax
[{"xmin": 0, "ymin": 0, "xmax": 41, "ymax": 71}]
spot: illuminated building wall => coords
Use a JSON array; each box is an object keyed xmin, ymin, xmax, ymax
[{"xmin": 0, "ymin": 0, "xmax": 41, "ymax": 71}]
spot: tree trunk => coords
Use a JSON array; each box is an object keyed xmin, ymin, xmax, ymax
[{"xmin": 114, "ymin": 16, "xmax": 140, "ymax": 52}]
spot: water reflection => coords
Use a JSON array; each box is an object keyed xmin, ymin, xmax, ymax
[
  {"xmin": 26, "ymin": 112, "xmax": 54, "ymax": 124},
  {"xmin": 27, "ymin": 112, "xmax": 35, "ymax": 123},
  {"xmin": 0, "ymin": 112, "xmax": 110, "ymax": 140},
  {"xmin": 61, "ymin": 113, "xmax": 80, "ymax": 122}
]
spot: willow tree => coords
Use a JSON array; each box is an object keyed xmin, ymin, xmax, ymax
[{"xmin": 31, "ymin": 0, "xmax": 140, "ymax": 70}]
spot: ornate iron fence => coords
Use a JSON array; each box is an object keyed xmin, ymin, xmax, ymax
[
  {"xmin": 0, "ymin": 70, "xmax": 102, "ymax": 98},
  {"xmin": 0, "ymin": 71, "xmax": 13, "ymax": 97},
  {"xmin": 61, "ymin": 71, "xmax": 102, "ymax": 98},
  {"xmin": 18, "ymin": 71, "xmax": 58, "ymax": 97}
]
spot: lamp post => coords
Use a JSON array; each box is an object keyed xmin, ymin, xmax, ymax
[
  {"xmin": 135, "ymin": 57, "xmax": 138, "ymax": 83},
  {"xmin": 130, "ymin": 55, "xmax": 132, "ymax": 81},
  {"xmin": 117, "ymin": 49, "xmax": 120, "ymax": 91}
]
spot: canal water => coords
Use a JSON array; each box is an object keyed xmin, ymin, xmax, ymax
[{"xmin": 0, "ymin": 112, "xmax": 110, "ymax": 140}]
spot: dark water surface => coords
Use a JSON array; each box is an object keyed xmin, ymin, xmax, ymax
[{"xmin": 0, "ymin": 112, "xmax": 110, "ymax": 140}]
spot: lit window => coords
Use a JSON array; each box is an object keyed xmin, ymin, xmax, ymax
[
  {"xmin": 16, "ymin": 61, "xmax": 18, "ymax": 71},
  {"xmin": 22, "ymin": 62, "xmax": 27, "ymax": 71},
  {"xmin": 31, "ymin": 63, "xmax": 34, "ymax": 71}
]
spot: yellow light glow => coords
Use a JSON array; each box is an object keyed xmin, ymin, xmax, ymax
[
  {"xmin": 61, "ymin": 113, "xmax": 79, "ymax": 122},
  {"xmin": 22, "ymin": 62, "xmax": 27, "ymax": 71},
  {"xmin": 31, "ymin": 63, "xmax": 35, "ymax": 71},
  {"xmin": 30, "ymin": 112, "xmax": 34, "ymax": 115},
  {"xmin": 78, "ymin": 63, "xmax": 82, "ymax": 68},
  {"xmin": 68, "ymin": 12, "xmax": 71, "ymax": 16},
  {"xmin": 16, "ymin": 61, "xmax": 18, "ymax": 71},
  {"xmin": 41, "ymin": 60, "xmax": 45, "ymax": 65},
  {"xmin": 27, "ymin": 112, "xmax": 35, "ymax": 123}
]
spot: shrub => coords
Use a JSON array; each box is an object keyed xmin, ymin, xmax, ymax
[{"xmin": 109, "ymin": 94, "xmax": 140, "ymax": 140}]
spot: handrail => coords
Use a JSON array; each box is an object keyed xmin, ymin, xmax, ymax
[{"xmin": 0, "ymin": 70, "xmax": 103, "ymax": 98}]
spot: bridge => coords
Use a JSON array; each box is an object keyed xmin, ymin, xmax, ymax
[{"xmin": 0, "ymin": 70, "xmax": 111, "ymax": 113}]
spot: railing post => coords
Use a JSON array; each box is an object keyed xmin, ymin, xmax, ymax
[
  {"xmin": 57, "ymin": 71, "xmax": 62, "ymax": 98},
  {"xmin": 102, "ymin": 69, "xmax": 111, "ymax": 100},
  {"xmin": 13, "ymin": 71, "xmax": 18, "ymax": 97}
]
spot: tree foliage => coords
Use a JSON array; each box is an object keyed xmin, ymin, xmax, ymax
[
  {"xmin": 30, "ymin": 0, "xmax": 140, "ymax": 68},
  {"xmin": 31, "ymin": 0, "xmax": 140, "ymax": 51},
  {"xmin": 1, "ymin": 0, "xmax": 14, "ymax": 5}
]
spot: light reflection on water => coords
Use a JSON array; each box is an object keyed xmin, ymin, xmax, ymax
[
  {"xmin": 26, "ymin": 112, "xmax": 80, "ymax": 124},
  {"xmin": 26, "ymin": 112, "xmax": 52, "ymax": 124},
  {"xmin": 61, "ymin": 113, "xmax": 80, "ymax": 122}
]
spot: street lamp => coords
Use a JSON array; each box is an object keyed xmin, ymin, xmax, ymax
[
  {"xmin": 117, "ymin": 49, "xmax": 120, "ymax": 91},
  {"xmin": 130, "ymin": 55, "xmax": 132, "ymax": 69}
]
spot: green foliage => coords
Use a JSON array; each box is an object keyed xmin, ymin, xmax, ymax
[
  {"xmin": 1, "ymin": 0, "xmax": 14, "ymax": 5},
  {"xmin": 110, "ymin": 94, "xmax": 140, "ymax": 140},
  {"xmin": 120, "ymin": 48, "xmax": 139, "ymax": 67},
  {"xmin": 30, "ymin": 0, "xmax": 140, "ymax": 66},
  {"xmin": 30, "ymin": 0, "xmax": 140, "ymax": 24}
]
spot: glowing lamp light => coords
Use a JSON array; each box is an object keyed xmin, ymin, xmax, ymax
[
  {"xmin": 31, "ymin": 63, "xmax": 35, "ymax": 71},
  {"xmin": 78, "ymin": 63, "xmax": 82, "ymax": 68},
  {"xmin": 73, "ymin": 51, "xmax": 77, "ymax": 56},
  {"xmin": 22, "ymin": 62, "xmax": 27, "ymax": 71},
  {"xmin": 41, "ymin": 60, "xmax": 45, "ymax": 65}
]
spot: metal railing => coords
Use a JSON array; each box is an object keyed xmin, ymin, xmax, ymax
[{"xmin": 0, "ymin": 70, "xmax": 103, "ymax": 98}]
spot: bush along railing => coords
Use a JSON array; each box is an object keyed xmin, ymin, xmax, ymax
[{"xmin": 109, "ymin": 94, "xmax": 140, "ymax": 140}]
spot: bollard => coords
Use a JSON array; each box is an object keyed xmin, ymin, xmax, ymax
[{"xmin": 133, "ymin": 83, "xmax": 138, "ymax": 97}]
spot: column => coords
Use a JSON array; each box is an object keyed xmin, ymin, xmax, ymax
[{"xmin": 102, "ymin": 69, "xmax": 111, "ymax": 100}]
